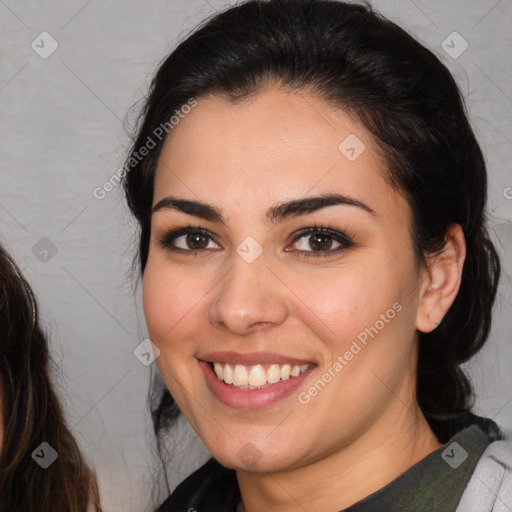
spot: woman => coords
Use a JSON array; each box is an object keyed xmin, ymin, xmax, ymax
[
  {"xmin": 0, "ymin": 243, "xmax": 103, "ymax": 512},
  {"xmin": 123, "ymin": 0, "xmax": 512, "ymax": 510}
]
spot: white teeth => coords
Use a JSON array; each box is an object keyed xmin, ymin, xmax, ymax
[
  {"xmin": 291, "ymin": 365, "xmax": 301, "ymax": 377},
  {"xmin": 223, "ymin": 363, "xmax": 234, "ymax": 384},
  {"xmin": 267, "ymin": 364, "xmax": 281, "ymax": 384},
  {"xmin": 233, "ymin": 365, "xmax": 248, "ymax": 386},
  {"xmin": 248, "ymin": 365, "xmax": 267, "ymax": 386},
  {"xmin": 213, "ymin": 362, "xmax": 223, "ymax": 380},
  {"xmin": 212, "ymin": 362, "xmax": 310, "ymax": 388}
]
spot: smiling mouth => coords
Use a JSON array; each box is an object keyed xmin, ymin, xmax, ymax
[{"xmin": 209, "ymin": 362, "xmax": 311, "ymax": 390}]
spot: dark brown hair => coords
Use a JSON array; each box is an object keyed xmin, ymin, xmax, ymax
[
  {"xmin": 0, "ymin": 243, "xmax": 103, "ymax": 512},
  {"xmin": 123, "ymin": 0, "xmax": 502, "ymax": 445}
]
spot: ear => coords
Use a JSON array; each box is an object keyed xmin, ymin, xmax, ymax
[{"xmin": 416, "ymin": 224, "xmax": 466, "ymax": 333}]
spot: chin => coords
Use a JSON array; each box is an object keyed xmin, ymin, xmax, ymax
[{"xmin": 208, "ymin": 439, "xmax": 305, "ymax": 474}]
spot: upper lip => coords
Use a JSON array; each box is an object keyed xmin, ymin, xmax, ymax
[{"xmin": 199, "ymin": 351, "xmax": 316, "ymax": 366}]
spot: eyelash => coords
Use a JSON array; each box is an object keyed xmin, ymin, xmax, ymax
[{"xmin": 156, "ymin": 223, "xmax": 357, "ymax": 259}]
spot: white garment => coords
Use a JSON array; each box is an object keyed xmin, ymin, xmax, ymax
[{"xmin": 456, "ymin": 440, "xmax": 512, "ymax": 511}]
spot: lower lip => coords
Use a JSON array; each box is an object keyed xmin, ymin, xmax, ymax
[{"xmin": 198, "ymin": 360, "xmax": 314, "ymax": 410}]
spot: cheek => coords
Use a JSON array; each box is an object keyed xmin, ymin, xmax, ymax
[
  {"xmin": 142, "ymin": 260, "xmax": 207, "ymax": 407},
  {"xmin": 300, "ymin": 261, "xmax": 399, "ymax": 347},
  {"xmin": 142, "ymin": 258, "xmax": 204, "ymax": 345}
]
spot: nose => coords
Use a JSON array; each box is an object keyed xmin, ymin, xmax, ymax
[{"xmin": 207, "ymin": 251, "xmax": 288, "ymax": 336}]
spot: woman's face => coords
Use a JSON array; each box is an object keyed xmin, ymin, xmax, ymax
[{"xmin": 143, "ymin": 85, "xmax": 430, "ymax": 472}]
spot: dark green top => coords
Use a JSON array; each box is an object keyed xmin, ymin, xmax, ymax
[
  {"xmin": 156, "ymin": 418, "xmax": 498, "ymax": 512},
  {"xmin": 343, "ymin": 424, "xmax": 490, "ymax": 511}
]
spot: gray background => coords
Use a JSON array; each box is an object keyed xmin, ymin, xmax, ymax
[{"xmin": 0, "ymin": 1, "xmax": 511, "ymax": 511}]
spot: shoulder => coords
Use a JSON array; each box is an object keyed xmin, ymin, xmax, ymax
[
  {"xmin": 456, "ymin": 438, "xmax": 512, "ymax": 511},
  {"xmin": 155, "ymin": 457, "xmax": 239, "ymax": 512}
]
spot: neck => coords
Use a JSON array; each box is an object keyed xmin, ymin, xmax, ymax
[{"xmin": 236, "ymin": 405, "xmax": 442, "ymax": 512}]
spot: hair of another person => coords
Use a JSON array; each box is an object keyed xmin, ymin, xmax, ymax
[
  {"xmin": 122, "ymin": 0, "xmax": 502, "ymax": 446},
  {"xmin": 0, "ymin": 243, "xmax": 103, "ymax": 512}
]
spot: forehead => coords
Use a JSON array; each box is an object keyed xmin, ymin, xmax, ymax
[{"xmin": 153, "ymin": 86, "xmax": 405, "ymax": 224}]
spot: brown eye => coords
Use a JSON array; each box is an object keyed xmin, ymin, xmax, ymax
[
  {"xmin": 157, "ymin": 226, "xmax": 221, "ymax": 253},
  {"xmin": 308, "ymin": 233, "xmax": 334, "ymax": 251},
  {"xmin": 289, "ymin": 227, "xmax": 356, "ymax": 258},
  {"xmin": 185, "ymin": 233, "xmax": 209, "ymax": 250}
]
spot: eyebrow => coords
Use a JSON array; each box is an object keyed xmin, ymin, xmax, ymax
[{"xmin": 151, "ymin": 193, "xmax": 377, "ymax": 226}]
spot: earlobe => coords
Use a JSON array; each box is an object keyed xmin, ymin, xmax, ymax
[
  {"xmin": 416, "ymin": 224, "xmax": 466, "ymax": 333},
  {"xmin": 416, "ymin": 285, "xmax": 443, "ymax": 333}
]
